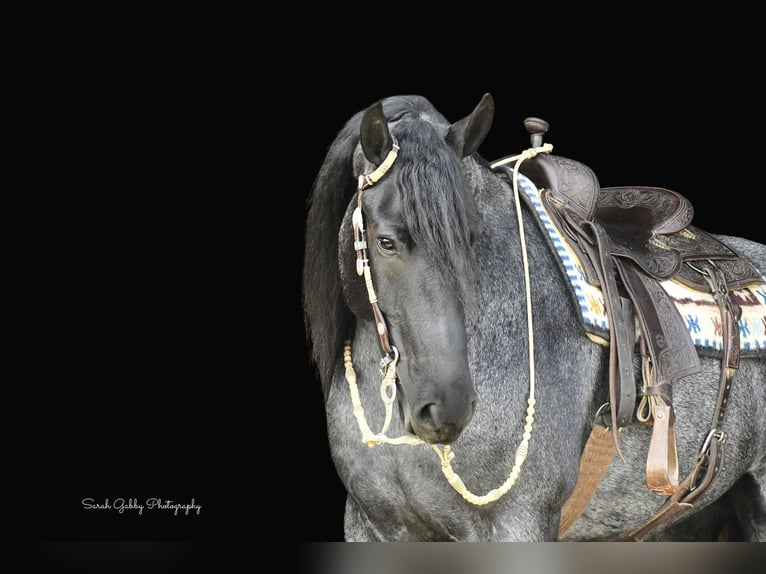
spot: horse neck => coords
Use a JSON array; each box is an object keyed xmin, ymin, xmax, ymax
[
  {"xmin": 469, "ymin": 163, "xmax": 604, "ymax": 427},
  {"xmin": 472, "ymin": 163, "xmax": 571, "ymax": 306}
]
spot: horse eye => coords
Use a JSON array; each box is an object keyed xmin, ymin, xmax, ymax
[{"xmin": 376, "ymin": 237, "xmax": 397, "ymax": 254}]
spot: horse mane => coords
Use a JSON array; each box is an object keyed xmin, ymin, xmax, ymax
[
  {"xmin": 303, "ymin": 108, "xmax": 364, "ymax": 400},
  {"xmin": 303, "ymin": 96, "xmax": 479, "ymax": 400}
]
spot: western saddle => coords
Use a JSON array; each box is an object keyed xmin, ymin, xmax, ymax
[{"xmin": 494, "ymin": 118, "xmax": 762, "ymax": 540}]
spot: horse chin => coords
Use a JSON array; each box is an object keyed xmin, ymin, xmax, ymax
[{"xmin": 414, "ymin": 424, "xmax": 462, "ymax": 445}]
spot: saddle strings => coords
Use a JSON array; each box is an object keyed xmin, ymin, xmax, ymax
[{"xmin": 343, "ymin": 142, "xmax": 553, "ymax": 505}]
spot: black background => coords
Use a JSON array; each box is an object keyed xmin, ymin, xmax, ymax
[{"xmin": 13, "ymin": 20, "xmax": 766, "ymax": 572}]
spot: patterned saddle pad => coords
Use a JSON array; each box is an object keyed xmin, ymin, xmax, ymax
[{"xmin": 515, "ymin": 173, "xmax": 766, "ymax": 358}]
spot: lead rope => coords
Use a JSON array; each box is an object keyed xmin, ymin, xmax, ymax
[{"xmin": 343, "ymin": 143, "xmax": 552, "ymax": 505}]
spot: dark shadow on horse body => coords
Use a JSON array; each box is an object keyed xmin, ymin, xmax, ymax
[{"xmin": 303, "ymin": 94, "xmax": 766, "ymax": 541}]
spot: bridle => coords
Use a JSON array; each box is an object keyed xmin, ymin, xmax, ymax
[
  {"xmin": 343, "ymin": 133, "xmax": 549, "ymax": 505},
  {"xmin": 351, "ymin": 137, "xmax": 400, "ymax": 375}
]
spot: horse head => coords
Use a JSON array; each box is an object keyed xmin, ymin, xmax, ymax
[{"xmin": 335, "ymin": 94, "xmax": 495, "ymax": 444}]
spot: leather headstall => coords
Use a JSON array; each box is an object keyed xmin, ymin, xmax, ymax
[{"xmin": 352, "ymin": 138, "xmax": 400, "ymax": 373}]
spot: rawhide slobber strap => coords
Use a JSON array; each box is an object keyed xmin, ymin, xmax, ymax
[{"xmin": 511, "ymin": 118, "xmax": 761, "ymax": 538}]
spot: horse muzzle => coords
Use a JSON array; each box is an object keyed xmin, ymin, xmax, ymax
[{"xmin": 399, "ymin": 379, "xmax": 478, "ymax": 444}]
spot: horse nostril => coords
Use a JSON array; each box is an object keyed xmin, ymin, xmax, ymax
[{"xmin": 416, "ymin": 402, "xmax": 437, "ymax": 427}]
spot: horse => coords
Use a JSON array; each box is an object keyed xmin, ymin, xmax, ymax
[{"xmin": 302, "ymin": 93, "xmax": 766, "ymax": 541}]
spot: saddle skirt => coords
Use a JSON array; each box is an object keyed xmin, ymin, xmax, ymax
[{"xmin": 513, "ymin": 172, "xmax": 766, "ymax": 358}]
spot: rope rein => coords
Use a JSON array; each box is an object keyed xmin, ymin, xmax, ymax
[{"xmin": 343, "ymin": 143, "xmax": 552, "ymax": 505}]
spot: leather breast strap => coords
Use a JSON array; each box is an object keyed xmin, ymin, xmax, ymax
[{"xmin": 620, "ymin": 262, "xmax": 741, "ymax": 541}]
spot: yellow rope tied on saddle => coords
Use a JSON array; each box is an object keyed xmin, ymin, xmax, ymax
[{"xmin": 342, "ymin": 143, "xmax": 550, "ymax": 505}]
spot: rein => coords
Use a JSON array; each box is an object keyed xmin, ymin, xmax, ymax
[{"xmin": 343, "ymin": 139, "xmax": 553, "ymax": 505}]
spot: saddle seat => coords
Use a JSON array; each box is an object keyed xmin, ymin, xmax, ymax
[
  {"xmin": 518, "ymin": 150, "xmax": 757, "ymax": 291},
  {"xmin": 596, "ymin": 186, "xmax": 692, "ymax": 280}
]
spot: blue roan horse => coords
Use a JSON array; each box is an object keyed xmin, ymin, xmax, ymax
[{"xmin": 302, "ymin": 93, "xmax": 766, "ymax": 541}]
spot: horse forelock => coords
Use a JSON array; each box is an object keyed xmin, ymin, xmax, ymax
[{"xmin": 390, "ymin": 117, "xmax": 478, "ymax": 299}]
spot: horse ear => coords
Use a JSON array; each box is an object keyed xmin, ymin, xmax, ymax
[
  {"xmin": 360, "ymin": 100, "xmax": 394, "ymax": 165},
  {"xmin": 446, "ymin": 93, "xmax": 495, "ymax": 158}
]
